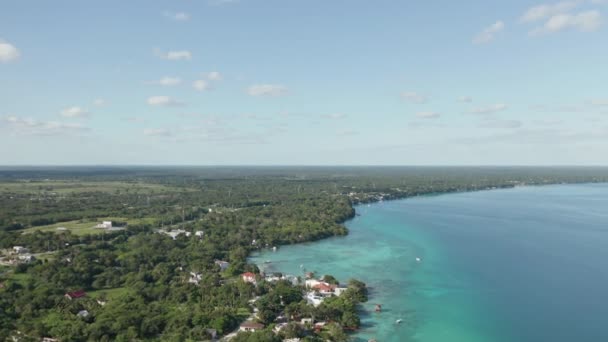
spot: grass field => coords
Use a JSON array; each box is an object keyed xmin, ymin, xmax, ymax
[
  {"xmin": 87, "ymin": 287, "xmax": 131, "ymax": 300},
  {"xmin": 0, "ymin": 180, "xmax": 184, "ymax": 194},
  {"xmin": 22, "ymin": 217, "xmax": 156, "ymax": 235}
]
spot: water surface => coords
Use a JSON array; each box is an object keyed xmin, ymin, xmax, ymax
[{"xmin": 251, "ymin": 184, "xmax": 608, "ymax": 341}]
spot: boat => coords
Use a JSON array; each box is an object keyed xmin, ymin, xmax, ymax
[
  {"xmin": 415, "ymin": 257, "xmax": 421, "ymax": 263},
  {"xmin": 396, "ymin": 319, "xmax": 403, "ymax": 324}
]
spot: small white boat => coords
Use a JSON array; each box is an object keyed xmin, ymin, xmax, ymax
[
  {"xmin": 415, "ymin": 257, "xmax": 422, "ymax": 263},
  {"xmin": 396, "ymin": 319, "xmax": 403, "ymax": 324}
]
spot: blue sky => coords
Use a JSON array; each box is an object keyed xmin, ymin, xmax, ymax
[{"xmin": 1, "ymin": 0, "xmax": 607, "ymax": 165}]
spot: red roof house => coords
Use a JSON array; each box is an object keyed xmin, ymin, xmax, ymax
[
  {"xmin": 242, "ymin": 272, "xmax": 257, "ymax": 283},
  {"xmin": 65, "ymin": 290, "xmax": 86, "ymax": 300}
]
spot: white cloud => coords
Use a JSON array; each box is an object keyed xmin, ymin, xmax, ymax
[
  {"xmin": 208, "ymin": 0, "xmax": 239, "ymax": 5},
  {"xmin": 458, "ymin": 96, "xmax": 473, "ymax": 103},
  {"xmin": 144, "ymin": 128, "xmax": 173, "ymax": 136},
  {"xmin": 520, "ymin": 1, "xmax": 581, "ymax": 22},
  {"xmin": 193, "ymin": 79, "xmax": 210, "ymax": 91},
  {"xmin": 93, "ymin": 99, "xmax": 106, "ymax": 106},
  {"xmin": 530, "ymin": 10, "xmax": 602, "ymax": 35},
  {"xmin": 155, "ymin": 49, "xmax": 192, "ymax": 61},
  {"xmin": 149, "ymin": 76, "xmax": 182, "ymax": 86},
  {"xmin": 0, "ymin": 39, "xmax": 20, "ymax": 63},
  {"xmin": 473, "ymin": 21, "xmax": 505, "ymax": 44},
  {"xmin": 206, "ymin": 71, "xmax": 223, "ymax": 81},
  {"xmin": 400, "ymin": 91, "xmax": 429, "ymax": 104},
  {"xmin": 147, "ymin": 96, "xmax": 183, "ymax": 107},
  {"xmin": 247, "ymin": 84, "xmax": 288, "ymax": 97},
  {"xmin": 2, "ymin": 115, "xmax": 89, "ymax": 136},
  {"xmin": 203, "ymin": 71, "xmax": 224, "ymax": 82},
  {"xmin": 336, "ymin": 129, "xmax": 359, "ymax": 136},
  {"xmin": 416, "ymin": 111, "xmax": 441, "ymax": 119},
  {"xmin": 163, "ymin": 11, "xmax": 190, "ymax": 21},
  {"xmin": 60, "ymin": 106, "xmax": 90, "ymax": 118},
  {"xmin": 467, "ymin": 103, "xmax": 508, "ymax": 115},
  {"xmin": 479, "ymin": 119, "xmax": 523, "ymax": 129},
  {"xmin": 322, "ymin": 113, "xmax": 347, "ymax": 119},
  {"xmin": 590, "ymin": 99, "xmax": 608, "ymax": 105}
]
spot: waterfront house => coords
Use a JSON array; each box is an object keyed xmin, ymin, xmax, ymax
[
  {"xmin": 313, "ymin": 283, "xmax": 335, "ymax": 295},
  {"xmin": 305, "ymin": 292, "xmax": 324, "ymax": 307},
  {"xmin": 239, "ymin": 321, "xmax": 264, "ymax": 332},
  {"xmin": 242, "ymin": 272, "xmax": 256, "ymax": 284}
]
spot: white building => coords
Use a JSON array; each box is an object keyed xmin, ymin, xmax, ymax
[
  {"xmin": 18, "ymin": 254, "xmax": 36, "ymax": 264},
  {"xmin": 214, "ymin": 260, "xmax": 230, "ymax": 271},
  {"xmin": 159, "ymin": 229, "xmax": 191, "ymax": 240},
  {"xmin": 95, "ymin": 221, "xmax": 113, "ymax": 229},
  {"xmin": 239, "ymin": 321, "xmax": 264, "ymax": 332},
  {"xmin": 13, "ymin": 246, "xmax": 29, "ymax": 254},
  {"xmin": 305, "ymin": 292, "xmax": 324, "ymax": 307},
  {"xmin": 188, "ymin": 272, "xmax": 202, "ymax": 285}
]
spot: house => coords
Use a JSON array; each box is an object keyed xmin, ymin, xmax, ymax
[
  {"xmin": 65, "ymin": 290, "xmax": 86, "ymax": 300},
  {"xmin": 206, "ymin": 329, "xmax": 217, "ymax": 340},
  {"xmin": 17, "ymin": 254, "xmax": 35, "ymax": 264},
  {"xmin": 313, "ymin": 283, "xmax": 336, "ymax": 295},
  {"xmin": 195, "ymin": 230, "xmax": 204, "ymax": 238},
  {"xmin": 242, "ymin": 272, "xmax": 256, "ymax": 284},
  {"xmin": 188, "ymin": 272, "xmax": 202, "ymax": 285},
  {"xmin": 300, "ymin": 318, "xmax": 313, "ymax": 325},
  {"xmin": 305, "ymin": 279, "xmax": 322, "ymax": 288},
  {"xmin": 77, "ymin": 310, "xmax": 89, "ymax": 318},
  {"xmin": 95, "ymin": 221, "xmax": 112, "ymax": 229},
  {"xmin": 12, "ymin": 246, "xmax": 29, "ymax": 254},
  {"xmin": 305, "ymin": 292, "xmax": 324, "ymax": 307},
  {"xmin": 42, "ymin": 338, "xmax": 59, "ymax": 342},
  {"xmin": 97, "ymin": 299, "xmax": 107, "ymax": 306},
  {"xmin": 273, "ymin": 323, "xmax": 288, "ymax": 333},
  {"xmin": 239, "ymin": 321, "xmax": 264, "ymax": 332},
  {"xmin": 314, "ymin": 321, "xmax": 327, "ymax": 332},
  {"xmin": 214, "ymin": 260, "xmax": 230, "ymax": 271},
  {"xmin": 334, "ymin": 286, "xmax": 348, "ymax": 296},
  {"xmin": 160, "ymin": 229, "xmax": 191, "ymax": 240}
]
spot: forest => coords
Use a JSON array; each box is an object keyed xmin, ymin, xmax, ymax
[{"xmin": 1, "ymin": 166, "xmax": 607, "ymax": 341}]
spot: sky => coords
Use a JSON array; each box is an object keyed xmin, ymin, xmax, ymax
[{"xmin": 1, "ymin": 0, "xmax": 607, "ymax": 165}]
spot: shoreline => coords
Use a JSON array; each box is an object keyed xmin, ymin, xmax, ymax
[{"xmin": 249, "ymin": 181, "xmax": 608, "ymax": 341}]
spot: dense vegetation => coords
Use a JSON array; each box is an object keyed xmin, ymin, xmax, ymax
[{"xmin": 1, "ymin": 166, "xmax": 607, "ymax": 341}]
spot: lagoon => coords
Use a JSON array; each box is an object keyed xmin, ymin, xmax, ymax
[{"xmin": 251, "ymin": 184, "xmax": 608, "ymax": 341}]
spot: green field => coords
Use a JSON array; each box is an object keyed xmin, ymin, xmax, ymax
[
  {"xmin": 22, "ymin": 217, "xmax": 156, "ymax": 236},
  {"xmin": 87, "ymin": 287, "xmax": 132, "ymax": 300},
  {"xmin": 0, "ymin": 181, "xmax": 183, "ymax": 194}
]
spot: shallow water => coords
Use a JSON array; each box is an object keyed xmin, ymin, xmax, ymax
[{"xmin": 250, "ymin": 184, "xmax": 608, "ymax": 342}]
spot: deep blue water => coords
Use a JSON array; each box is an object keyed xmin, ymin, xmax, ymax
[{"xmin": 252, "ymin": 183, "xmax": 608, "ymax": 341}]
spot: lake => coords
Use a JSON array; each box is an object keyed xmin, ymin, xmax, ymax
[{"xmin": 250, "ymin": 183, "xmax": 608, "ymax": 342}]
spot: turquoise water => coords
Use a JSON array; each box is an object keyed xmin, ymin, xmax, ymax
[{"xmin": 250, "ymin": 184, "xmax": 608, "ymax": 342}]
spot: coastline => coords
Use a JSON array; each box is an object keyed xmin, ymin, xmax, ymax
[{"xmin": 249, "ymin": 182, "xmax": 608, "ymax": 341}]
